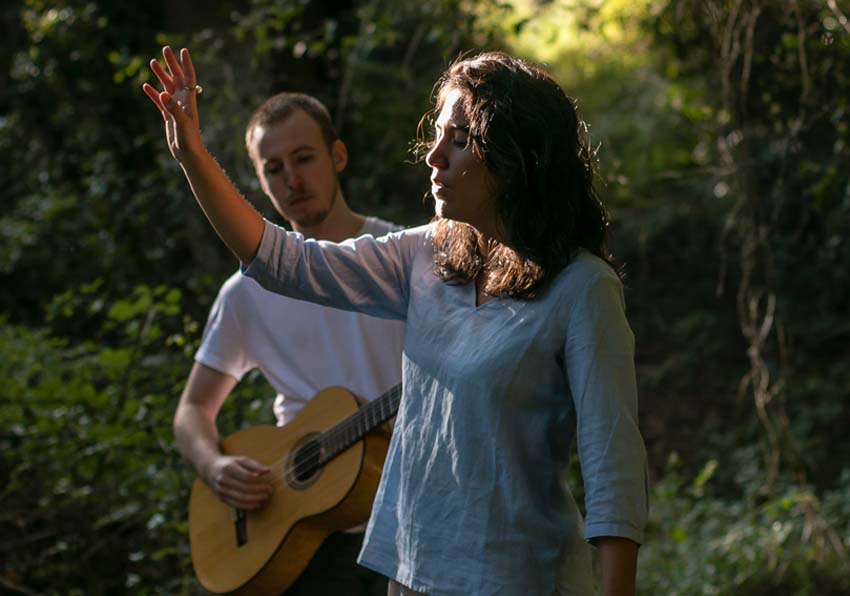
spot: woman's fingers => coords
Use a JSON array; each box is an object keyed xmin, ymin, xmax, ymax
[
  {"xmin": 146, "ymin": 47, "xmax": 201, "ymax": 118},
  {"xmin": 162, "ymin": 45, "xmax": 185, "ymax": 89},
  {"xmin": 149, "ymin": 46, "xmax": 187, "ymax": 94},
  {"xmin": 159, "ymin": 90, "xmax": 192, "ymax": 126},
  {"xmin": 141, "ymin": 83, "xmax": 168, "ymax": 120},
  {"xmin": 181, "ymin": 47, "xmax": 197, "ymax": 87},
  {"xmin": 149, "ymin": 58, "xmax": 174, "ymax": 95},
  {"xmin": 179, "ymin": 48, "xmax": 201, "ymax": 112},
  {"xmin": 144, "ymin": 46, "xmax": 205, "ymax": 162}
]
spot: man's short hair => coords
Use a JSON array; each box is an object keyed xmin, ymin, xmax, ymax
[{"xmin": 245, "ymin": 92, "xmax": 338, "ymax": 155}]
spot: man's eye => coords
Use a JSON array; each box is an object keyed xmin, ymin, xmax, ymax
[
  {"xmin": 296, "ymin": 154, "xmax": 314, "ymax": 164},
  {"xmin": 265, "ymin": 164, "xmax": 282, "ymax": 175}
]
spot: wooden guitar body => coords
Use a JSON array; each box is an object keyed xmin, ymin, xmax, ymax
[{"xmin": 188, "ymin": 387, "xmax": 390, "ymax": 595}]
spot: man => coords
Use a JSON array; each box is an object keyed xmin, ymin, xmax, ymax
[{"xmin": 173, "ymin": 91, "xmax": 405, "ymax": 595}]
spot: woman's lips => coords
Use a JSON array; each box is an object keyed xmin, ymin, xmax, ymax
[{"xmin": 431, "ymin": 178, "xmax": 449, "ymax": 196}]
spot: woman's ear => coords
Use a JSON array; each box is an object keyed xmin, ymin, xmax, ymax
[{"xmin": 331, "ymin": 140, "xmax": 348, "ymax": 173}]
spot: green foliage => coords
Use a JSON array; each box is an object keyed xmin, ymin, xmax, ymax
[
  {"xmin": 1, "ymin": 289, "xmax": 191, "ymax": 593},
  {"xmin": 639, "ymin": 454, "xmax": 850, "ymax": 595},
  {"xmin": 0, "ymin": 284, "xmax": 272, "ymax": 594}
]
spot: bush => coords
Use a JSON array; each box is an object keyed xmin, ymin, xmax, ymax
[
  {"xmin": 639, "ymin": 453, "xmax": 850, "ymax": 596},
  {"xmin": 0, "ymin": 284, "xmax": 272, "ymax": 595}
]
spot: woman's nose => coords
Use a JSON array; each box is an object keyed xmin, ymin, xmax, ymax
[{"xmin": 426, "ymin": 137, "xmax": 447, "ymax": 169}]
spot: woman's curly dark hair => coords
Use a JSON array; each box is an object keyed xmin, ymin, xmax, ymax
[{"xmin": 420, "ymin": 51, "xmax": 616, "ymax": 299}]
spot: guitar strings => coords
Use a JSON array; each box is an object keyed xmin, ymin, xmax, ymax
[
  {"xmin": 272, "ymin": 387, "xmax": 400, "ymax": 481},
  {"xmin": 255, "ymin": 385, "xmax": 402, "ymax": 483},
  {"xmin": 283, "ymin": 385, "xmax": 400, "ymax": 476}
]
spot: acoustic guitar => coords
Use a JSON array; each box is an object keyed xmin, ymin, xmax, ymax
[{"xmin": 188, "ymin": 384, "xmax": 402, "ymax": 595}]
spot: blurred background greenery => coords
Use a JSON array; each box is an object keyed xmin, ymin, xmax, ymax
[{"xmin": 1, "ymin": 0, "xmax": 849, "ymax": 594}]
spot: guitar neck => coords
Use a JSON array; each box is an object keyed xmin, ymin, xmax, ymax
[{"xmin": 319, "ymin": 384, "xmax": 402, "ymax": 463}]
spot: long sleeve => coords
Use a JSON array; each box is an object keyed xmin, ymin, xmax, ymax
[
  {"xmin": 242, "ymin": 220, "xmax": 427, "ymax": 321},
  {"xmin": 564, "ymin": 270, "xmax": 649, "ymax": 544}
]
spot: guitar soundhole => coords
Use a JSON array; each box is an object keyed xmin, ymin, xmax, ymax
[{"xmin": 286, "ymin": 433, "xmax": 323, "ymax": 489}]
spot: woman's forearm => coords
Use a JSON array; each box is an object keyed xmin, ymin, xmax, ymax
[
  {"xmin": 143, "ymin": 47, "xmax": 264, "ymax": 264},
  {"xmin": 180, "ymin": 147, "xmax": 265, "ymax": 264}
]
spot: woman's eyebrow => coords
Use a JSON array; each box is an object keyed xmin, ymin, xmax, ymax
[{"xmin": 435, "ymin": 121, "xmax": 469, "ymax": 132}]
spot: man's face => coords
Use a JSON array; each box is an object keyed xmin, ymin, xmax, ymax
[{"xmin": 248, "ymin": 109, "xmax": 347, "ymax": 229}]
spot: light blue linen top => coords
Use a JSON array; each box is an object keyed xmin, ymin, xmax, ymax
[{"xmin": 243, "ymin": 220, "xmax": 649, "ymax": 596}]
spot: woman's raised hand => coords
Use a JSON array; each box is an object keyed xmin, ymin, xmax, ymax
[{"xmin": 143, "ymin": 46, "xmax": 204, "ymax": 163}]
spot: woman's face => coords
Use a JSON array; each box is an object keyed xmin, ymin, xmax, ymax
[{"xmin": 426, "ymin": 88, "xmax": 499, "ymax": 238}]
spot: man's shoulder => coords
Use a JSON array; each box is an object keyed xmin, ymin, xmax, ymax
[
  {"xmin": 360, "ymin": 218, "xmax": 437, "ymax": 244},
  {"xmin": 217, "ymin": 269, "xmax": 257, "ymax": 297},
  {"xmin": 361, "ymin": 215, "xmax": 404, "ymax": 236},
  {"xmin": 213, "ymin": 270, "xmax": 281, "ymax": 313}
]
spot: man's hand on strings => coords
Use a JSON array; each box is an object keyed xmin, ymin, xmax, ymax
[{"xmin": 205, "ymin": 455, "xmax": 274, "ymax": 511}]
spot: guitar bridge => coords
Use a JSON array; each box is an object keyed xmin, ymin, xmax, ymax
[{"xmin": 232, "ymin": 508, "xmax": 247, "ymax": 547}]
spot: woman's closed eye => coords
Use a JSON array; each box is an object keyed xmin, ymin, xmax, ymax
[
  {"xmin": 452, "ymin": 131, "xmax": 468, "ymax": 147},
  {"xmin": 435, "ymin": 123, "xmax": 469, "ymax": 148}
]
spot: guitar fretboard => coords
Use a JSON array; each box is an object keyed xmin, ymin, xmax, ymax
[{"xmin": 319, "ymin": 384, "xmax": 402, "ymax": 463}]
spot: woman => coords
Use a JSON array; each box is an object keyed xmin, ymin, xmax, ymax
[{"xmin": 144, "ymin": 46, "xmax": 648, "ymax": 596}]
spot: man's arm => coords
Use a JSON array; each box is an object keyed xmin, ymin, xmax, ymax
[
  {"xmin": 175, "ymin": 362, "xmax": 273, "ymax": 510},
  {"xmin": 597, "ymin": 536, "xmax": 639, "ymax": 596}
]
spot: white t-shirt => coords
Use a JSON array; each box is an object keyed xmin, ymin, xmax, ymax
[{"xmin": 195, "ymin": 216, "xmax": 405, "ymax": 426}]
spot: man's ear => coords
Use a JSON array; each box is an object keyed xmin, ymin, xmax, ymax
[{"xmin": 331, "ymin": 140, "xmax": 348, "ymax": 173}]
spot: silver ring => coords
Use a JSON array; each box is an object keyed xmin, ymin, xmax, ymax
[{"xmin": 184, "ymin": 84, "xmax": 203, "ymax": 94}]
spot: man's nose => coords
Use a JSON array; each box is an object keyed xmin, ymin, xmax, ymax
[{"xmin": 284, "ymin": 166, "xmax": 302, "ymax": 188}]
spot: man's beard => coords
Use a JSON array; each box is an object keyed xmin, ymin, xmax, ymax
[{"xmin": 292, "ymin": 179, "xmax": 338, "ymax": 229}]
